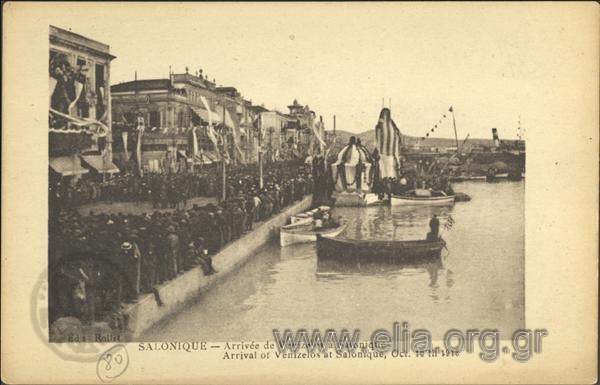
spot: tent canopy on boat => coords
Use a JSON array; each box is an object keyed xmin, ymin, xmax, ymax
[{"xmin": 331, "ymin": 136, "xmax": 373, "ymax": 193}]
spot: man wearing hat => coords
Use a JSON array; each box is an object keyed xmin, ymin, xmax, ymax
[
  {"xmin": 120, "ymin": 239, "xmax": 141, "ymax": 302},
  {"xmin": 165, "ymin": 225, "xmax": 179, "ymax": 279}
]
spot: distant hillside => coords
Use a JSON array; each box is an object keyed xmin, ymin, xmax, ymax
[{"xmin": 325, "ymin": 129, "xmax": 494, "ymax": 152}]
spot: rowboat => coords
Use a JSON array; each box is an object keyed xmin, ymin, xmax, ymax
[
  {"xmin": 290, "ymin": 206, "xmax": 330, "ymax": 224},
  {"xmin": 363, "ymin": 193, "xmax": 389, "ymax": 206},
  {"xmin": 486, "ymin": 172, "xmax": 509, "ymax": 182},
  {"xmin": 316, "ymin": 234, "xmax": 445, "ymax": 262},
  {"xmin": 454, "ymin": 192, "xmax": 472, "ymax": 202},
  {"xmin": 391, "ymin": 194, "xmax": 455, "ymax": 206},
  {"xmin": 449, "ymin": 175, "xmax": 486, "ymax": 182},
  {"xmin": 280, "ymin": 222, "xmax": 347, "ymax": 247}
]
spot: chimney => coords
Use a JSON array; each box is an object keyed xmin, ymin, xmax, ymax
[{"xmin": 492, "ymin": 128, "xmax": 500, "ymax": 147}]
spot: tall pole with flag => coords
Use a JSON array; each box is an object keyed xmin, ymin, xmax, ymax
[
  {"xmin": 221, "ymin": 97, "xmax": 227, "ymax": 201},
  {"xmin": 258, "ymin": 113, "xmax": 263, "ymax": 189},
  {"xmin": 450, "ymin": 106, "xmax": 459, "ymax": 152}
]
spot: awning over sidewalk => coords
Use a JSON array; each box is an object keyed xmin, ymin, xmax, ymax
[
  {"xmin": 190, "ymin": 106, "xmax": 222, "ymax": 125},
  {"xmin": 49, "ymin": 156, "xmax": 89, "ymax": 176},
  {"xmin": 202, "ymin": 151, "xmax": 221, "ymax": 163},
  {"xmin": 80, "ymin": 155, "xmax": 120, "ymax": 174}
]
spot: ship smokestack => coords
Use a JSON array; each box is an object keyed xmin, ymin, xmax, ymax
[{"xmin": 492, "ymin": 128, "xmax": 500, "ymax": 147}]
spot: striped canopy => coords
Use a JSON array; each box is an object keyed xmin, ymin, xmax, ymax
[
  {"xmin": 375, "ymin": 108, "xmax": 402, "ymax": 157},
  {"xmin": 334, "ymin": 143, "xmax": 372, "ymax": 166}
]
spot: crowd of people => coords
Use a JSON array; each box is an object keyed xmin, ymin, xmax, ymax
[
  {"xmin": 371, "ymin": 162, "xmax": 454, "ymax": 198},
  {"xmin": 49, "ymin": 169, "xmax": 221, "ymax": 209},
  {"xmin": 49, "ymin": 160, "xmax": 315, "ymax": 327}
]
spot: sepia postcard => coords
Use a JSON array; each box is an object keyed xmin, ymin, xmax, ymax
[{"xmin": 2, "ymin": 2, "xmax": 598, "ymax": 384}]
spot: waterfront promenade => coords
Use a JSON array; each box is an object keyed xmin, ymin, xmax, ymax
[{"xmin": 127, "ymin": 195, "xmax": 313, "ymax": 339}]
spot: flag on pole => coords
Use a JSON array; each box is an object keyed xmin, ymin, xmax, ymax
[
  {"xmin": 122, "ymin": 131, "xmax": 129, "ymax": 158},
  {"xmin": 199, "ymin": 96, "xmax": 213, "ymax": 126},
  {"xmin": 191, "ymin": 127, "xmax": 199, "ymax": 157},
  {"xmin": 68, "ymin": 80, "xmax": 85, "ymax": 116},
  {"xmin": 444, "ymin": 215, "xmax": 455, "ymax": 231},
  {"xmin": 207, "ymin": 125, "xmax": 220, "ymax": 154},
  {"xmin": 50, "ymin": 77, "xmax": 57, "ymax": 103},
  {"xmin": 135, "ymin": 116, "xmax": 145, "ymax": 176}
]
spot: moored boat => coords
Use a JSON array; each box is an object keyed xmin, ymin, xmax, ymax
[
  {"xmin": 316, "ymin": 234, "xmax": 445, "ymax": 262},
  {"xmin": 363, "ymin": 193, "xmax": 389, "ymax": 206},
  {"xmin": 290, "ymin": 206, "xmax": 330, "ymax": 224},
  {"xmin": 391, "ymin": 194, "xmax": 455, "ymax": 206},
  {"xmin": 280, "ymin": 222, "xmax": 347, "ymax": 247},
  {"xmin": 449, "ymin": 175, "xmax": 486, "ymax": 182},
  {"xmin": 454, "ymin": 192, "xmax": 472, "ymax": 202}
]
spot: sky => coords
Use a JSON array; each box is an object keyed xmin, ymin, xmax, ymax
[{"xmin": 44, "ymin": 2, "xmax": 598, "ymax": 139}]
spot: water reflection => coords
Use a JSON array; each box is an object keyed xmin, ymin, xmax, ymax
[
  {"xmin": 336, "ymin": 205, "xmax": 455, "ymax": 241},
  {"xmin": 149, "ymin": 181, "xmax": 524, "ymax": 341},
  {"xmin": 316, "ymin": 256, "xmax": 443, "ymax": 287}
]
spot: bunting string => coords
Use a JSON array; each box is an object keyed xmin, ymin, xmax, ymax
[{"xmin": 416, "ymin": 106, "xmax": 454, "ymax": 143}]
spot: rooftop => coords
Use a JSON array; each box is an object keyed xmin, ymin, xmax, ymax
[
  {"xmin": 50, "ymin": 25, "xmax": 116, "ymax": 60},
  {"xmin": 171, "ymin": 73, "xmax": 214, "ymax": 90},
  {"xmin": 249, "ymin": 105, "xmax": 269, "ymax": 113},
  {"xmin": 111, "ymin": 79, "xmax": 171, "ymax": 93}
]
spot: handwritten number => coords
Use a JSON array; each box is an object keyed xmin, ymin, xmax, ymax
[{"xmin": 103, "ymin": 353, "xmax": 112, "ymax": 371}]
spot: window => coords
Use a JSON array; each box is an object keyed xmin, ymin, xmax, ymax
[
  {"xmin": 149, "ymin": 111, "xmax": 161, "ymax": 128},
  {"xmin": 177, "ymin": 111, "xmax": 184, "ymax": 128},
  {"xmin": 95, "ymin": 63, "xmax": 105, "ymax": 89},
  {"xmin": 123, "ymin": 112, "xmax": 136, "ymax": 124}
]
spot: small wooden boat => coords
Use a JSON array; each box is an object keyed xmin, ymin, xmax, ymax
[
  {"xmin": 280, "ymin": 222, "xmax": 347, "ymax": 247},
  {"xmin": 449, "ymin": 175, "xmax": 486, "ymax": 182},
  {"xmin": 316, "ymin": 234, "xmax": 445, "ymax": 262},
  {"xmin": 507, "ymin": 170, "xmax": 523, "ymax": 181},
  {"xmin": 363, "ymin": 193, "xmax": 389, "ymax": 206},
  {"xmin": 291, "ymin": 206, "xmax": 330, "ymax": 224},
  {"xmin": 454, "ymin": 192, "xmax": 472, "ymax": 202},
  {"xmin": 391, "ymin": 194, "xmax": 455, "ymax": 206}
]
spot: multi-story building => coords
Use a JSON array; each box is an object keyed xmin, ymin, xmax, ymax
[
  {"xmin": 111, "ymin": 69, "xmax": 258, "ymax": 172},
  {"xmin": 283, "ymin": 99, "xmax": 317, "ymax": 154},
  {"xmin": 49, "ymin": 25, "xmax": 118, "ymax": 179}
]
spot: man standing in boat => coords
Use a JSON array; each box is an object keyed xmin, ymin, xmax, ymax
[{"xmin": 427, "ymin": 215, "xmax": 440, "ymax": 240}]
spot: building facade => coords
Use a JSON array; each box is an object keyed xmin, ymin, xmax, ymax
[
  {"xmin": 49, "ymin": 25, "xmax": 117, "ymax": 179},
  {"xmin": 111, "ymin": 69, "xmax": 260, "ymax": 172}
]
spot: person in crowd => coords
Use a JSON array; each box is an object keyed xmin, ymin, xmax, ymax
[
  {"xmin": 165, "ymin": 225, "xmax": 179, "ymax": 279},
  {"xmin": 427, "ymin": 214, "xmax": 440, "ymax": 240},
  {"xmin": 48, "ymin": 159, "xmax": 318, "ymax": 324},
  {"xmin": 120, "ymin": 240, "xmax": 141, "ymax": 302}
]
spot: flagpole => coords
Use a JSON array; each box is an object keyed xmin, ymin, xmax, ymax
[
  {"xmin": 221, "ymin": 98, "xmax": 227, "ymax": 201},
  {"xmin": 450, "ymin": 106, "xmax": 459, "ymax": 152},
  {"xmin": 258, "ymin": 114, "xmax": 263, "ymax": 189}
]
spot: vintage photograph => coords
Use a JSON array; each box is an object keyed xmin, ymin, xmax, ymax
[
  {"xmin": 4, "ymin": 2, "xmax": 598, "ymax": 384},
  {"xmin": 46, "ymin": 8, "xmax": 525, "ymax": 344}
]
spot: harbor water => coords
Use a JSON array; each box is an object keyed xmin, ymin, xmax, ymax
[{"xmin": 144, "ymin": 180, "xmax": 524, "ymax": 341}]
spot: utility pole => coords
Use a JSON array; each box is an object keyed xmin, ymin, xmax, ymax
[
  {"xmin": 333, "ymin": 114, "xmax": 336, "ymax": 136},
  {"xmin": 258, "ymin": 115, "xmax": 263, "ymax": 189},
  {"xmin": 245, "ymin": 104, "xmax": 250, "ymax": 163},
  {"xmin": 221, "ymin": 98, "xmax": 227, "ymax": 201}
]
